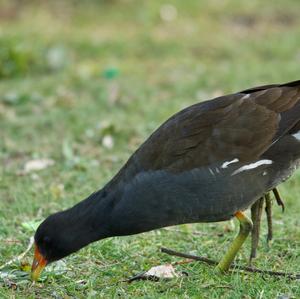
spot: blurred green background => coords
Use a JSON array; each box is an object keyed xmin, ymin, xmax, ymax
[{"xmin": 1, "ymin": 0, "xmax": 300, "ymax": 298}]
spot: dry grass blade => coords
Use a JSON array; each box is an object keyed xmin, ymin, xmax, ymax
[{"xmin": 0, "ymin": 237, "xmax": 34, "ymax": 270}]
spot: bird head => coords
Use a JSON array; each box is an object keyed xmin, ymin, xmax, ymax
[
  {"xmin": 31, "ymin": 190, "xmax": 113, "ymax": 281},
  {"xmin": 31, "ymin": 202, "xmax": 109, "ymax": 281},
  {"xmin": 31, "ymin": 212, "xmax": 76, "ymax": 281}
]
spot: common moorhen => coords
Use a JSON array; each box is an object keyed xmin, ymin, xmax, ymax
[{"xmin": 31, "ymin": 80, "xmax": 300, "ymax": 280}]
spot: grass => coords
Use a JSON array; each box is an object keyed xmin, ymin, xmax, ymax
[{"xmin": 0, "ymin": 0, "xmax": 300, "ymax": 298}]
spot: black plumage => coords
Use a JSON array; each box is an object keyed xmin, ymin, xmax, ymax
[{"xmin": 31, "ymin": 80, "xmax": 300, "ymax": 279}]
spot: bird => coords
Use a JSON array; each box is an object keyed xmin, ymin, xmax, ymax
[{"xmin": 31, "ymin": 80, "xmax": 300, "ymax": 281}]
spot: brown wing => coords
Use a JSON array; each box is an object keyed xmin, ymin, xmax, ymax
[{"xmin": 134, "ymin": 81, "xmax": 300, "ymax": 173}]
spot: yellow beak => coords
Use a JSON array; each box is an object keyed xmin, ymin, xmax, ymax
[{"xmin": 31, "ymin": 244, "xmax": 48, "ymax": 281}]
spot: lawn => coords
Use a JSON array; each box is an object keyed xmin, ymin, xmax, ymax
[{"xmin": 0, "ymin": 0, "xmax": 300, "ymax": 298}]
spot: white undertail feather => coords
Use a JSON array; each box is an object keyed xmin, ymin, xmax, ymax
[
  {"xmin": 292, "ymin": 131, "xmax": 300, "ymax": 141},
  {"xmin": 232, "ymin": 159, "xmax": 273, "ymax": 175}
]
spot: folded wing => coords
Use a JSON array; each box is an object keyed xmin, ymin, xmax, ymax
[{"xmin": 135, "ymin": 81, "xmax": 300, "ymax": 173}]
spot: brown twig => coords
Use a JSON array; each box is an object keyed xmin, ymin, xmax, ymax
[{"xmin": 161, "ymin": 247, "xmax": 300, "ymax": 280}]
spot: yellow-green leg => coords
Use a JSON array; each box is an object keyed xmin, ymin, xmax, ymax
[
  {"xmin": 265, "ymin": 193, "xmax": 273, "ymax": 243},
  {"xmin": 216, "ymin": 211, "xmax": 253, "ymax": 272},
  {"xmin": 250, "ymin": 197, "xmax": 264, "ymax": 261}
]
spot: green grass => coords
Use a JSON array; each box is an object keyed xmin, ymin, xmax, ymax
[{"xmin": 1, "ymin": 0, "xmax": 300, "ymax": 298}]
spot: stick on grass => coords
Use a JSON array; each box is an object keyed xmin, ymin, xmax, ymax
[{"xmin": 161, "ymin": 247, "xmax": 300, "ymax": 280}]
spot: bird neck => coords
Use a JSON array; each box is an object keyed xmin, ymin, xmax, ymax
[{"xmin": 64, "ymin": 187, "xmax": 120, "ymax": 245}]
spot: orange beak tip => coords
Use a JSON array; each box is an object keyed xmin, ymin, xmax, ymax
[{"xmin": 31, "ymin": 245, "xmax": 47, "ymax": 282}]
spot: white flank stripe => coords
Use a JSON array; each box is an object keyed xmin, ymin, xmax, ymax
[
  {"xmin": 292, "ymin": 131, "xmax": 300, "ymax": 141},
  {"xmin": 221, "ymin": 158, "xmax": 239, "ymax": 168},
  {"xmin": 232, "ymin": 159, "xmax": 273, "ymax": 176},
  {"xmin": 241, "ymin": 94, "xmax": 250, "ymax": 100}
]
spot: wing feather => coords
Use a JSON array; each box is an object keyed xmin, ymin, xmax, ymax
[{"xmin": 135, "ymin": 83, "xmax": 300, "ymax": 173}]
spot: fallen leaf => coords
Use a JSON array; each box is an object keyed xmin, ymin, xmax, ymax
[
  {"xmin": 23, "ymin": 159, "xmax": 54, "ymax": 173},
  {"xmin": 102, "ymin": 135, "xmax": 114, "ymax": 149},
  {"xmin": 127, "ymin": 264, "xmax": 181, "ymax": 282},
  {"xmin": 146, "ymin": 264, "xmax": 178, "ymax": 278}
]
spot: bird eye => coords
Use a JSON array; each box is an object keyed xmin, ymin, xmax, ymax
[{"xmin": 43, "ymin": 236, "xmax": 51, "ymax": 244}]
